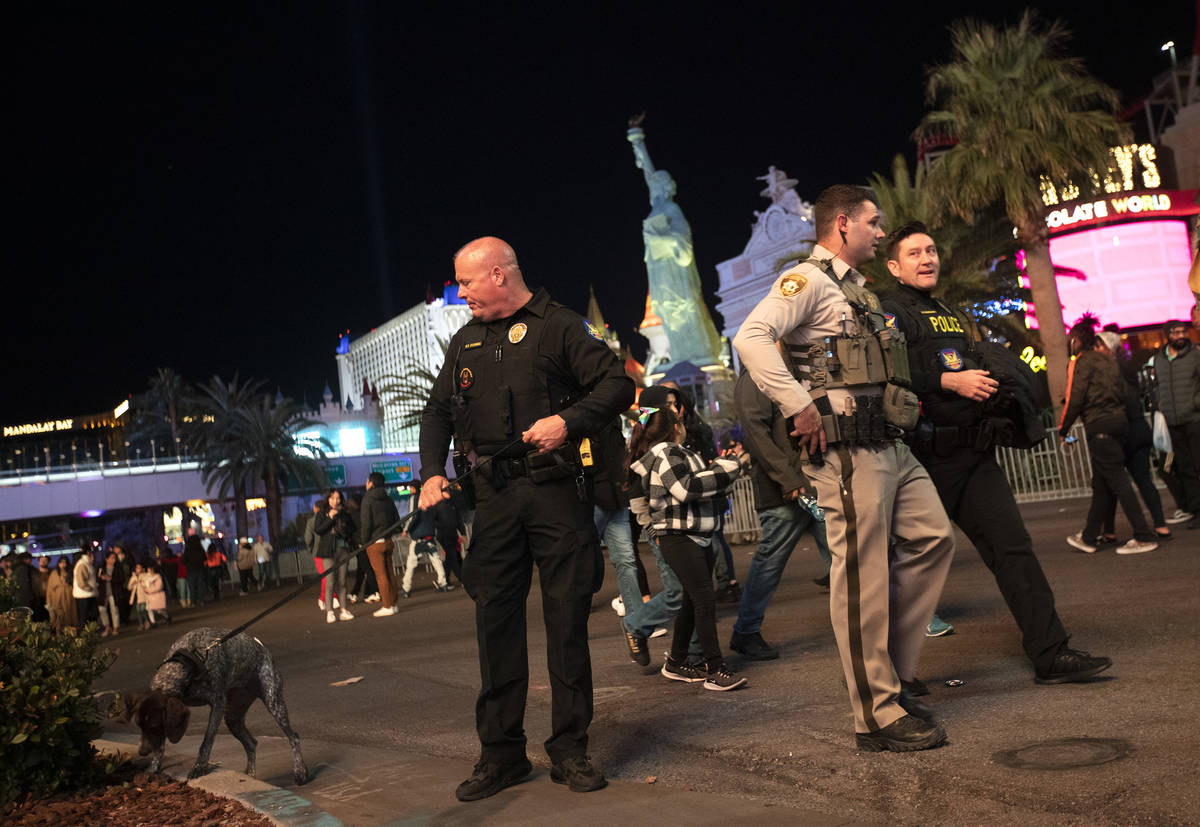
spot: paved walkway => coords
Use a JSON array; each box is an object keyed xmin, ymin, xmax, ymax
[{"xmin": 95, "ymin": 733, "xmax": 850, "ymax": 825}]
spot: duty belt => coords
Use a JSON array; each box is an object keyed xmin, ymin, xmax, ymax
[
  {"xmin": 484, "ymin": 449, "xmax": 576, "ymax": 484},
  {"xmin": 817, "ymin": 394, "xmax": 898, "ymax": 447},
  {"xmin": 912, "ymin": 420, "xmax": 999, "ymax": 454}
]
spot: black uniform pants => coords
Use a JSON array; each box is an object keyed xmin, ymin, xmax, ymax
[
  {"xmin": 462, "ymin": 470, "xmax": 601, "ymax": 765},
  {"xmin": 1167, "ymin": 421, "xmax": 1200, "ymax": 514},
  {"xmin": 915, "ymin": 446, "xmax": 1067, "ymax": 674}
]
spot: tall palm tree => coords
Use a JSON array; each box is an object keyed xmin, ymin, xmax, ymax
[
  {"xmin": 192, "ymin": 374, "xmax": 266, "ymax": 540},
  {"xmin": 223, "ymin": 395, "xmax": 330, "ymax": 549},
  {"xmin": 916, "ymin": 11, "xmax": 1125, "ymax": 409},
  {"xmin": 376, "ymin": 334, "xmax": 449, "ymax": 442},
  {"xmin": 128, "ymin": 367, "xmax": 191, "ymax": 456}
]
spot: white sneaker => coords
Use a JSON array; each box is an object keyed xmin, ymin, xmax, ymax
[
  {"xmin": 326, "ymin": 610, "xmax": 336, "ymax": 624},
  {"xmin": 348, "ymin": 593, "xmax": 359, "ymax": 604},
  {"xmin": 339, "ymin": 608, "xmax": 354, "ymax": 620},
  {"xmin": 1165, "ymin": 509, "xmax": 1194, "ymax": 525},
  {"xmin": 611, "ymin": 596, "xmax": 625, "ymax": 617},
  {"xmin": 332, "ymin": 596, "xmax": 341, "ymax": 610},
  {"xmin": 373, "ymin": 606, "xmax": 398, "ymax": 618},
  {"xmin": 1116, "ymin": 539, "xmax": 1157, "ymax": 555},
  {"xmin": 365, "ymin": 592, "xmax": 381, "ymax": 603},
  {"xmin": 1066, "ymin": 533, "xmax": 1098, "ymax": 554},
  {"xmin": 318, "ymin": 599, "xmax": 326, "ymax": 611},
  {"xmin": 650, "ymin": 627, "xmax": 669, "ymax": 639}
]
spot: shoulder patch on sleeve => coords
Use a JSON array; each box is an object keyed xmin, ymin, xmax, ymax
[
  {"xmin": 883, "ymin": 313, "xmax": 897, "ymax": 329},
  {"xmin": 778, "ymin": 274, "xmax": 807, "ymax": 298},
  {"xmin": 583, "ymin": 319, "xmax": 603, "ymax": 341}
]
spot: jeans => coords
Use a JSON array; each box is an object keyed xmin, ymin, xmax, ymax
[
  {"xmin": 186, "ymin": 571, "xmax": 206, "ymax": 607},
  {"xmin": 595, "ymin": 506, "xmax": 683, "ymax": 639},
  {"xmin": 258, "ymin": 557, "xmax": 279, "ymax": 587},
  {"xmin": 734, "ymin": 503, "xmax": 831, "ymax": 636}
]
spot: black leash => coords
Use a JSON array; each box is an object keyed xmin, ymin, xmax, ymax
[
  {"xmin": 203, "ymin": 509, "xmax": 421, "ymax": 652},
  {"xmin": 203, "ymin": 432, "xmax": 534, "ymax": 652}
]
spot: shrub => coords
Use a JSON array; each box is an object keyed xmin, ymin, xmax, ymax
[{"xmin": 0, "ymin": 576, "xmax": 116, "ymax": 807}]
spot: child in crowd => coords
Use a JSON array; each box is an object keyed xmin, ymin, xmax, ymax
[
  {"xmin": 144, "ymin": 561, "xmax": 169, "ymax": 626},
  {"xmin": 128, "ymin": 562, "xmax": 151, "ymax": 630},
  {"xmin": 625, "ymin": 405, "xmax": 750, "ymax": 691}
]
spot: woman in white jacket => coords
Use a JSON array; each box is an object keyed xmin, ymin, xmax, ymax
[{"xmin": 71, "ymin": 550, "xmax": 98, "ymax": 628}]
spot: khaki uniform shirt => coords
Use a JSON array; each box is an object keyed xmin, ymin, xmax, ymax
[{"xmin": 733, "ymin": 243, "xmax": 880, "ymax": 418}]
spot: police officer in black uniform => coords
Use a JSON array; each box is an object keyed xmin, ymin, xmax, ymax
[
  {"xmin": 880, "ymin": 222, "xmax": 1112, "ymax": 686},
  {"xmin": 419, "ymin": 236, "xmax": 634, "ymax": 802}
]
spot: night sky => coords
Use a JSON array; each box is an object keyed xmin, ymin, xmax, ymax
[{"xmin": 6, "ymin": 1, "xmax": 1191, "ymax": 424}]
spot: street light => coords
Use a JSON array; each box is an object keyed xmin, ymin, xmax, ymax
[{"xmin": 1162, "ymin": 40, "xmax": 1177, "ymax": 67}]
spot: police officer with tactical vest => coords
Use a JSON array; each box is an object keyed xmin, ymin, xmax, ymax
[
  {"xmin": 734, "ymin": 186, "xmax": 955, "ymax": 752},
  {"xmin": 879, "ymin": 221, "xmax": 1112, "ymax": 687},
  {"xmin": 419, "ymin": 236, "xmax": 634, "ymax": 801}
]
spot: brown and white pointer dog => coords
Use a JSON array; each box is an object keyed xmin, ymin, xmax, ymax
[{"xmin": 122, "ymin": 627, "xmax": 308, "ymax": 784}]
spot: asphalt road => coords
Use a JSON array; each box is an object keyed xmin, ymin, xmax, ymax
[{"xmin": 99, "ymin": 498, "xmax": 1200, "ymax": 825}]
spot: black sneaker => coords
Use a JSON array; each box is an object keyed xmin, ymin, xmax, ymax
[
  {"xmin": 1035, "ymin": 648, "xmax": 1112, "ymax": 685},
  {"xmin": 855, "ymin": 715, "xmax": 947, "ymax": 752},
  {"xmin": 454, "ymin": 757, "xmax": 533, "ymax": 801},
  {"xmin": 661, "ymin": 656, "xmax": 706, "ymax": 683},
  {"xmin": 729, "ymin": 631, "xmax": 779, "ymax": 661},
  {"xmin": 622, "ymin": 622, "xmax": 649, "ymax": 666},
  {"xmin": 813, "ymin": 574, "xmax": 830, "ymax": 590},
  {"xmin": 550, "ymin": 755, "xmax": 607, "ymax": 792},
  {"xmin": 703, "ymin": 665, "xmax": 748, "ymax": 691},
  {"xmin": 901, "ymin": 677, "xmax": 929, "ymax": 697},
  {"xmin": 898, "ymin": 684, "xmax": 935, "ymax": 722}
]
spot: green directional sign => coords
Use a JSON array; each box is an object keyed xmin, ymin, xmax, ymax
[
  {"xmin": 324, "ymin": 464, "xmax": 346, "ymax": 487},
  {"xmin": 370, "ymin": 458, "xmax": 413, "ymax": 484}
]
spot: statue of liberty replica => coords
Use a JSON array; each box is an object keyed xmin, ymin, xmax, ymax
[{"xmin": 627, "ymin": 115, "xmax": 725, "ymax": 371}]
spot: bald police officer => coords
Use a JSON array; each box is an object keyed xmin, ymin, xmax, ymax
[
  {"xmin": 733, "ymin": 186, "xmax": 954, "ymax": 752},
  {"xmin": 420, "ymin": 237, "xmax": 634, "ymax": 800},
  {"xmin": 880, "ymin": 222, "xmax": 1112, "ymax": 686}
]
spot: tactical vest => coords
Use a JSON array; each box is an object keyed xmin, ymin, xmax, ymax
[
  {"xmin": 449, "ymin": 302, "xmax": 582, "ymax": 456},
  {"xmin": 888, "ymin": 287, "xmax": 980, "ymax": 426},
  {"xmin": 782, "ymin": 257, "xmax": 912, "ymax": 394},
  {"xmin": 781, "ymin": 258, "xmax": 918, "ymax": 433}
]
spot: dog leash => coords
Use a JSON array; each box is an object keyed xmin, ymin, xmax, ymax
[{"xmin": 203, "ymin": 433, "xmax": 534, "ymax": 653}]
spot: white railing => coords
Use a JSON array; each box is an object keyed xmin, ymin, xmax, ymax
[{"xmin": 724, "ymin": 422, "xmax": 1098, "ymax": 544}]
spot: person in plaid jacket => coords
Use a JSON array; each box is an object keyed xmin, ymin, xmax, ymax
[{"xmin": 626, "ymin": 405, "xmax": 750, "ymax": 691}]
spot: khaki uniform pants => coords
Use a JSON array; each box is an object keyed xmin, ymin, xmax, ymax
[{"xmin": 806, "ymin": 441, "xmax": 954, "ymax": 734}]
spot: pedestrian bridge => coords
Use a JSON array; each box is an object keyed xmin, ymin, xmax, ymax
[{"xmin": 0, "ymin": 452, "xmax": 422, "ymax": 522}]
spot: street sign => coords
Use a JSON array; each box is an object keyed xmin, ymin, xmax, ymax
[
  {"xmin": 324, "ymin": 464, "xmax": 346, "ymax": 487},
  {"xmin": 370, "ymin": 458, "xmax": 413, "ymax": 484}
]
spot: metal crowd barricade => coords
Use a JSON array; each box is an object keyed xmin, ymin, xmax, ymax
[
  {"xmin": 993, "ymin": 422, "xmax": 1092, "ymax": 503},
  {"xmin": 723, "ymin": 421, "xmax": 1097, "ymax": 544},
  {"xmin": 725, "ymin": 477, "xmax": 762, "ymax": 544}
]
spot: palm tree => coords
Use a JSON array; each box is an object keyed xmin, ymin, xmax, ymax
[
  {"xmin": 192, "ymin": 374, "xmax": 266, "ymax": 540},
  {"xmin": 223, "ymin": 395, "xmax": 330, "ymax": 549},
  {"xmin": 376, "ymin": 334, "xmax": 449, "ymax": 444},
  {"xmin": 916, "ymin": 11, "xmax": 1125, "ymax": 409},
  {"xmin": 127, "ymin": 367, "xmax": 191, "ymax": 457},
  {"xmin": 864, "ymin": 154, "xmax": 1029, "ymax": 346}
]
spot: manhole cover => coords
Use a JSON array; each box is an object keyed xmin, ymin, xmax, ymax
[{"xmin": 993, "ymin": 737, "xmax": 1131, "ymax": 770}]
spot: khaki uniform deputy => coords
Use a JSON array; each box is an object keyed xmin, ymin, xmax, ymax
[{"xmin": 733, "ymin": 242, "xmax": 954, "ymax": 745}]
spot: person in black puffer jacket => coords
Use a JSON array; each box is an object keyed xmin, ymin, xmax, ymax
[{"xmin": 1059, "ymin": 320, "xmax": 1157, "ymax": 553}]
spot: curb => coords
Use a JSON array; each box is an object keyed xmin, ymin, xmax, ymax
[{"xmin": 93, "ymin": 739, "xmax": 342, "ymax": 827}]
